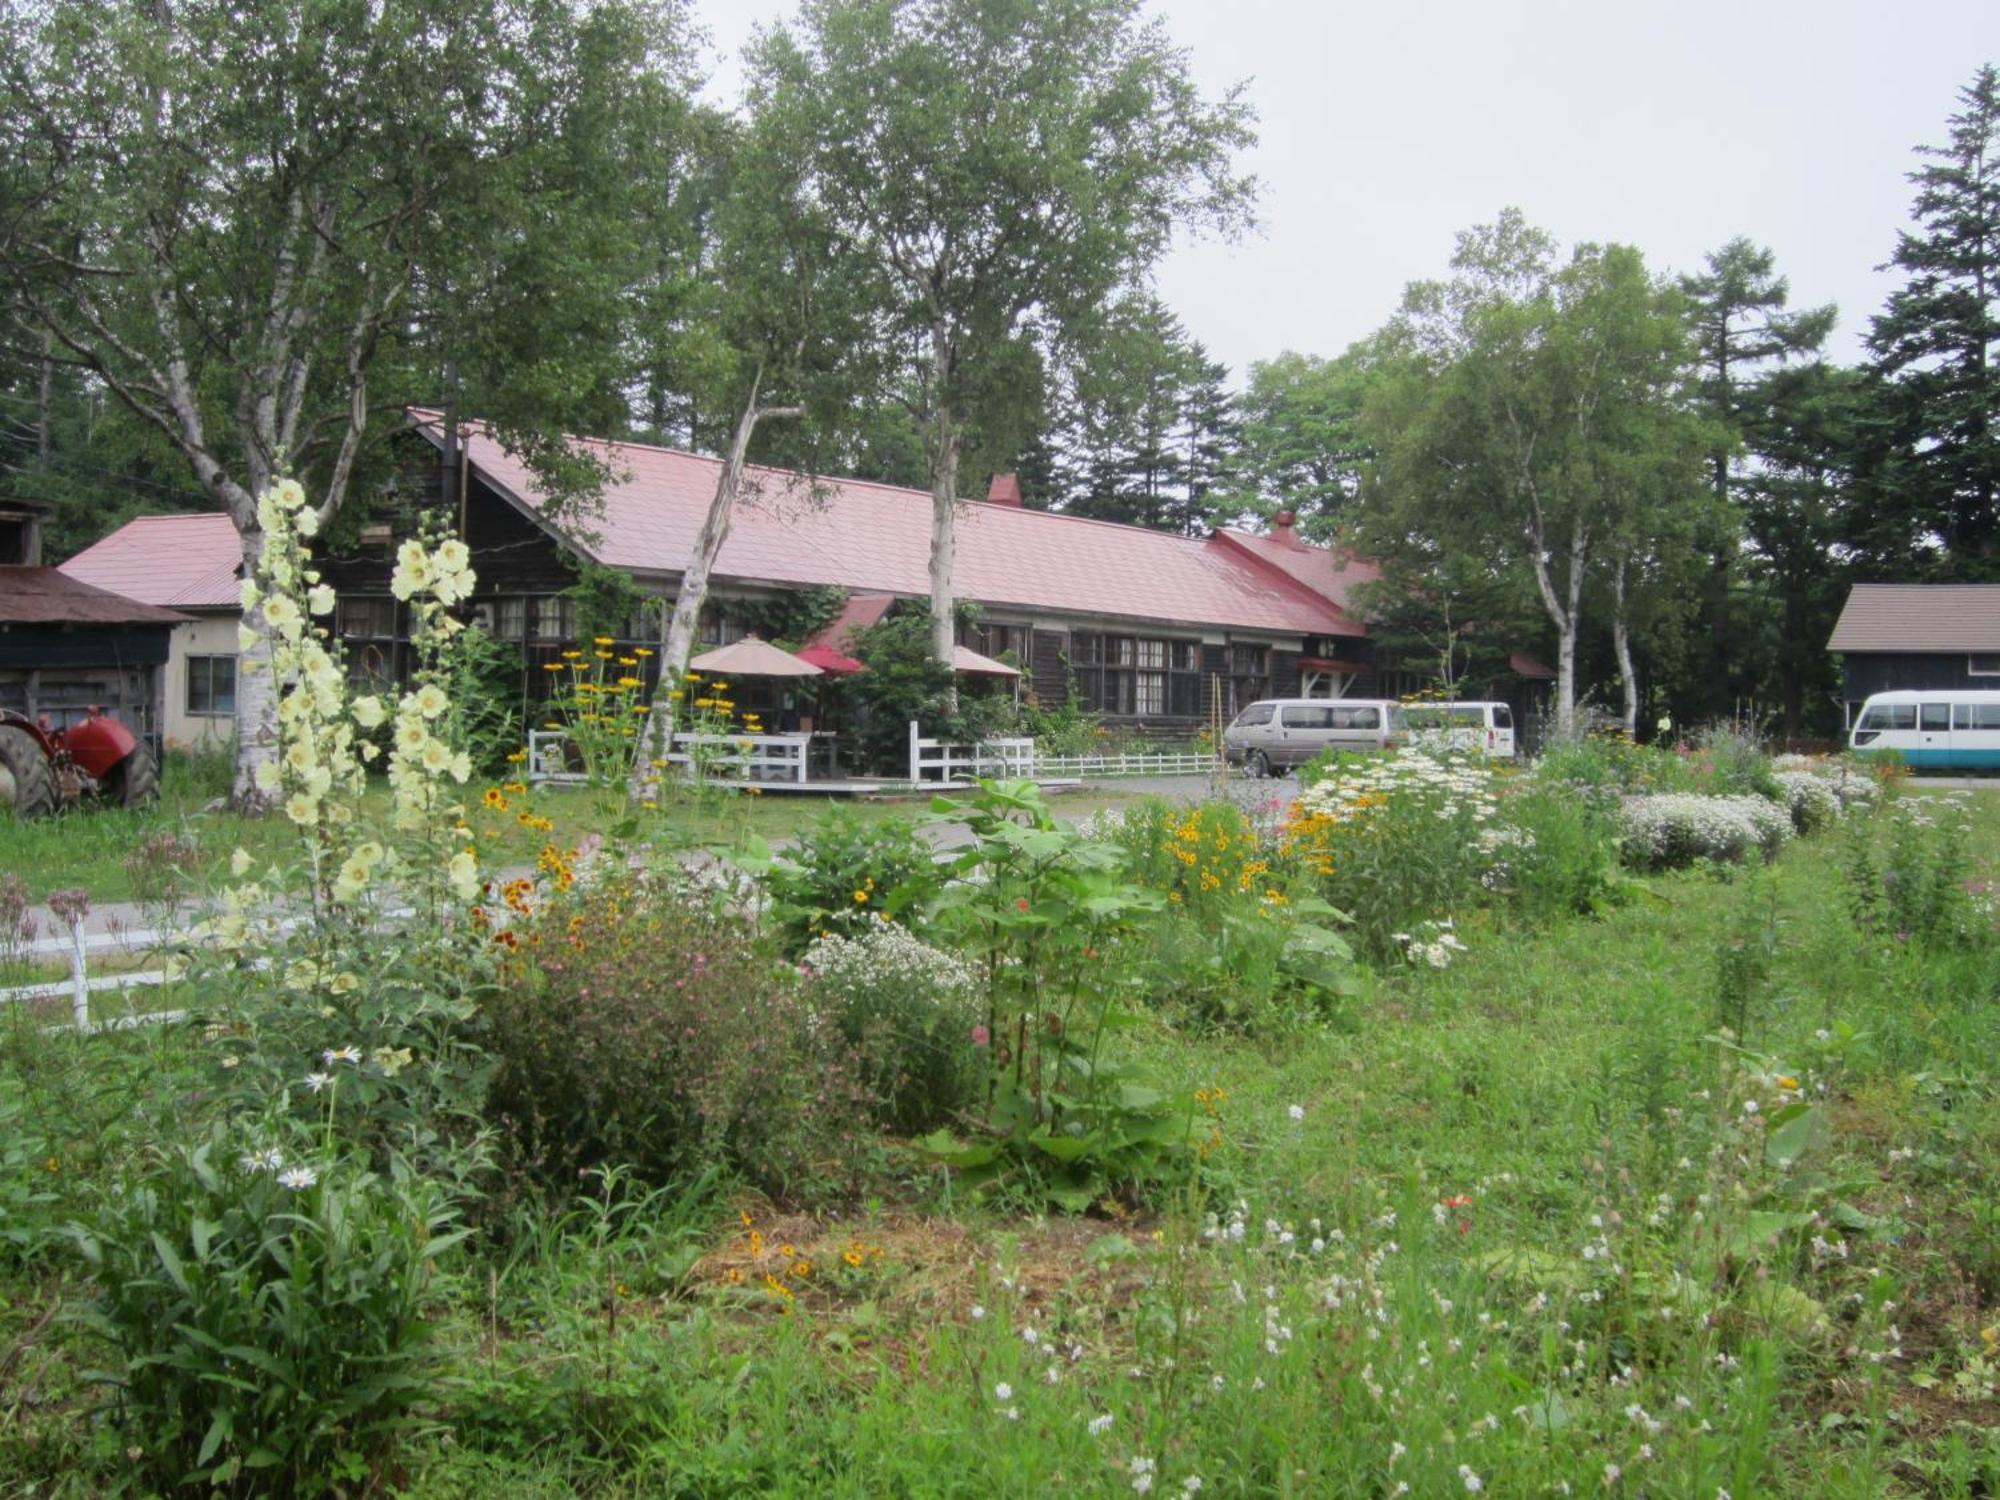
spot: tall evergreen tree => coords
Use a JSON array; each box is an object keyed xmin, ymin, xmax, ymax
[
  {"xmin": 1866, "ymin": 63, "xmax": 2000, "ymax": 573},
  {"xmin": 1677, "ymin": 238, "xmax": 1836, "ymax": 717},
  {"xmin": 1059, "ymin": 294, "xmax": 1232, "ymax": 534}
]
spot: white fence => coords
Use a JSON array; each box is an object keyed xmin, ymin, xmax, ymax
[
  {"xmin": 1033, "ymin": 748, "xmax": 1220, "ymax": 778},
  {"xmin": 908, "ymin": 722, "xmax": 1036, "ymax": 783},
  {"xmin": 528, "ymin": 727, "xmax": 811, "ymax": 785},
  {"xmin": 659, "ymin": 731, "xmax": 810, "ymax": 784}
]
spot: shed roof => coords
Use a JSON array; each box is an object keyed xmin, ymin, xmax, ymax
[
  {"xmin": 59, "ymin": 512, "xmax": 241, "ymax": 609},
  {"xmin": 1827, "ymin": 584, "xmax": 2000, "ymax": 653},
  {"xmin": 412, "ymin": 412, "xmax": 1368, "ymax": 638},
  {"xmin": 0, "ymin": 567, "xmax": 190, "ymax": 626}
]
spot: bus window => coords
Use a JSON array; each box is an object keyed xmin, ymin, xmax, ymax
[
  {"xmin": 1920, "ymin": 703, "xmax": 1951, "ymax": 731},
  {"xmin": 1858, "ymin": 704, "xmax": 1915, "ymax": 731},
  {"xmin": 1953, "ymin": 703, "xmax": 2000, "ymax": 729}
]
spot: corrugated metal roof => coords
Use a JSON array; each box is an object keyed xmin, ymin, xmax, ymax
[
  {"xmin": 1209, "ymin": 529, "xmax": 1375, "ymax": 637},
  {"xmin": 0, "ymin": 567, "xmax": 190, "ymax": 626},
  {"xmin": 416, "ymin": 413, "xmax": 1364, "ymax": 637},
  {"xmin": 60, "ymin": 513, "xmax": 241, "ymax": 608},
  {"xmin": 1827, "ymin": 584, "xmax": 2000, "ymax": 652}
]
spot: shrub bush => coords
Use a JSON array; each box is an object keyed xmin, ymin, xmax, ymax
[
  {"xmin": 803, "ymin": 923, "xmax": 981, "ymax": 1133},
  {"xmin": 1490, "ymin": 781, "xmax": 1626, "ymax": 919},
  {"xmin": 757, "ymin": 808, "xmax": 942, "ymax": 955},
  {"xmin": 1615, "ymin": 793, "xmax": 1793, "ymax": 870},
  {"xmin": 1284, "ymin": 750, "xmax": 1500, "ymax": 961},
  {"xmin": 1840, "ymin": 791, "xmax": 1986, "ymax": 948},
  {"xmin": 1101, "ymin": 798, "xmax": 1356, "ymax": 1029},
  {"xmin": 69, "ymin": 1127, "xmax": 459, "ymax": 1496},
  {"xmin": 482, "ymin": 874, "xmax": 868, "ymax": 1194},
  {"xmin": 1772, "ymin": 770, "xmax": 1842, "ymax": 835}
]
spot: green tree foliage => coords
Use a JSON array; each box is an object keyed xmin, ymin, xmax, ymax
[
  {"xmin": 748, "ymin": 0, "xmax": 1256, "ymax": 665},
  {"xmin": 1227, "ymin": 349, "xmax": 1376, "ymax": 536},
  {"xmin": 1677, "ymin": 238, "xmax": 1838, "ymax": 718},
  {"xmin": 1866, "ymin": 63, "xmax": 2000, "ymax": 573},
  {"xmin": 1051, "ymin": 294, "xmax": 1238, "ymax": 535},
  {"xmin": 0, "ymin": 0, "xmax": 696, "ymax": 794},
  {"xmin": 1363, "ymin": 213, "xmax": 1707, "ymax": 736}
]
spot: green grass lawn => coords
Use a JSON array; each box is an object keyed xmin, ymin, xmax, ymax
[
  {"xmin": 3, "ymin": 787, "xmax": 1995, "ymax": 1496},
  {"xmin": 0, "ymin": 752, "xmax": 1147, "ymax": 905}
]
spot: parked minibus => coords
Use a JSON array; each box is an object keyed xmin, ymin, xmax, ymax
[
  {"xmin": 1392, "ymin": 701, "xmax": 1517, "ymax": 759},
  {"xmin": 1848, "ymin": 689, "xmax": 2000, "ymax": 770}
]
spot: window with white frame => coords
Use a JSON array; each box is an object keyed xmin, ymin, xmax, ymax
[{"xmin": 186, "ymin": 655, "xmax": 237, "ymax": 717}]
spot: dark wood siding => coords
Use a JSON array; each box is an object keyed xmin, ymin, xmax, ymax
[
  {"xmin": 1271, "ymin": 648, "xmax": 1302, "ymax": 699},
  {"xmin": 1842, "ymin": 651, "xmax": 1994, "ymax": 702},
  {"xmin": 1029, "ymin": 628, "xmax": 1069, "ymax": 707}
]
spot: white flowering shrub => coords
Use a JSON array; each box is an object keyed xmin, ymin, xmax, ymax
[
  {"xmin": 805, "ymin": 922, "xmax": 983, "ymax": 1133},
  {"xmin": 1772, "ymin": 771, "xmax": 1842, "ymax": 835},
  {"xmin": 1284, "ymin": 750, "xmax": 1500, "ymax": 959},
  {"xmin": 1616, "ymin": 793, "xmax": 1794, "ymax": 870}
]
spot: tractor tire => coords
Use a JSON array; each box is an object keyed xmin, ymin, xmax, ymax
[
  {"xmin": 103, "ymin": 738, "xmax": 161, "ymax": 810},
  {"xmin": 0, "ymin": 724, "xmax": 56, "ymax": 821}
]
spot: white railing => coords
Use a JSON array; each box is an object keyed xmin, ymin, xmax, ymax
[
  {"xmin": 908, "ymin": 721, "xmax": 1036, "ymax": 783},
  {"xmin": 660, "ymin": 731, "xmax": 811, "ymax": 784},
  {"xmin": 1034, "ymin": 749, "xmax": 1220, "ymax": 778},
  {"xmin": 529, "ymin": 727, "xmax": 811, "ymax": 785}
]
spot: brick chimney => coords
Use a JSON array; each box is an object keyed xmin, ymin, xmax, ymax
[
  {"xmin": 1271, "ymin": 509, "xmax": 1300, "ymax": 546},
  {"xmin": 986, "ymin": 472, "xmax": 1024, "ymax": 507}
]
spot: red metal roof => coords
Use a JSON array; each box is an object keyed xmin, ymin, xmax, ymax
[
  {"xmin": 1509, "ymin": 652, "xmax": 1557, "ymax": 681},
  {"xmin": 414, "ymin": 413, "xmax": 1363, "ymax": 638},
  {"xmin": 1208, "ymin": 528, "xmax": 1375, "ymax": 637},
  {"xmin": 0, "ymin": 567, "xmax": 190, "ymax": 626},
  {"xmin": 60, "ymin": 513, "xmax": 241, "ymax": 609}
]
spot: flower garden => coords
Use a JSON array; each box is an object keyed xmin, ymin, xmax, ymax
[{"xmin": 2, "ymin": 485, "xmax": 1998, "ymax": 1497}]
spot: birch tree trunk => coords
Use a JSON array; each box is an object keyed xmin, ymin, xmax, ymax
[
  {"xmin": 231, "ymin": 528, "xmax": 280, "ymax": 810},
  {"xmin": 929, "ymin": 418, "xmax": 960, "ymax": 671},
  {"xmin": 1611, "ymin": 560, "xmax": 1639, "ymax": 740},
  {"xmin": 633, "ymin": 379, "xmax": 799, "ymax": 800}
]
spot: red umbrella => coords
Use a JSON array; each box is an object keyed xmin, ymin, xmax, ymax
[{"xmin": 796, "ymin": 643, "xmax": 865, "ymax": 675}]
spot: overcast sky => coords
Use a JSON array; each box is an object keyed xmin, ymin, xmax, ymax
[{"xmin": 698, "ymin": 1, "xmax": 1997, "ymax": 379}]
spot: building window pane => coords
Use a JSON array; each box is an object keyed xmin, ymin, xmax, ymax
[
  {"xmin": 496, "ymin": 598, "xmax": 527, "ymax": 640},
  {"xmin": 532, "ymin": 596, "xmax": 575, "ymax": 641},
  {"xmin": 186, "ymin": 655, "xmax": 238, "ymax": 717},
  {"xmin": 1971, "ymin": 653, "xmax": 2000, "ymax": 676},
  {"xmin": 337, "ymin": 597, "xmax": 397, "ymax": 640}
]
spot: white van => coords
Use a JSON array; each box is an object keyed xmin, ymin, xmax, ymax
[
  {"xmin": 1394, "ymin": 701, "xmax": 1517, "ymax": 759},
  {"xmin": 1224, "ymin": 698, "xmax": 1401, "ymax": 776},
  {"xmin": 1849, "ymin": 689, "xmax": 2000, "ymax": 771}
]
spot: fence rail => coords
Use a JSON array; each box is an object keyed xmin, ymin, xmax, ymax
[
  {"xmin": 1034, "ymin": 749, "xmax": 1221, "ymax": 778},
  {"xmin": 908, "ymin": 722, "xmax": 1035, "ymax": 782}
]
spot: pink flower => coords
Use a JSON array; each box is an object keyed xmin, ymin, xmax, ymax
[{"xmin": 971, "ymin": 1025, "xmax": 991, "ymax": 1047}]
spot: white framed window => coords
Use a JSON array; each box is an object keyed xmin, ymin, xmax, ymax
[{"xmin": 186, "ymin": 656, "xmax": 237, "ymax": 717}]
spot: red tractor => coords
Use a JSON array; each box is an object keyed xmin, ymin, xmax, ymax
[{"xmin": 0, "ymin": 708, "xmax": 160, "ymax": 820}]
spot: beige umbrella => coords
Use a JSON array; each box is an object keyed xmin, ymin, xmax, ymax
[
  {"xmin": 951, "ymin": 644, "xmax": 1021, "ymax": 678},
  {"xmin": 686, "ymin": 635, "xmax": 824, "ymax": 677}
]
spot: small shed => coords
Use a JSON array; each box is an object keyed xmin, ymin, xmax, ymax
[
  {"xmin": 1827, "ymin": 583, "xmax": 2000, "ymax": 724},
  {"xmin": 0, "ymin": 501, "xmax": 189, "ymax": 745}
]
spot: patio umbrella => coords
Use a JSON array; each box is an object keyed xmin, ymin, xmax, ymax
[
  {"xmin": 686, "ymin": 635, "xmax": 824, "ymax": 677},
  {"xmin": 950, "ymin": 644, "xmax": 1021, "ymax": 678},
  {"xmin": 796, "ymin": 643, "xmax": 866, "ymax": 675}
]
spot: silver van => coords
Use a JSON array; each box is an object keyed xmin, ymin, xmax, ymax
[{"xmin": 1224, "ymin": 698, "xmax": 1401, "ymax": 776}]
